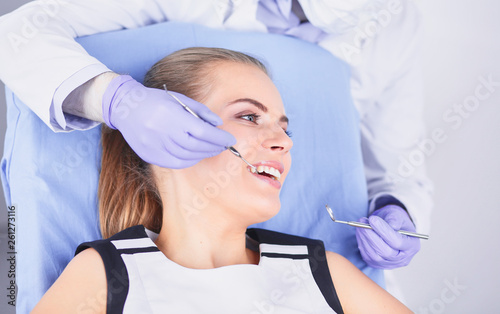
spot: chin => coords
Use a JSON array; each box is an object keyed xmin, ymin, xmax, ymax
[{"xmin": 246, "ymin": 197, "xmax": 281, "ymax": 226}]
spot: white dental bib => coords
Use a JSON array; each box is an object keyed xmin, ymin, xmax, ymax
[{"xmin": 76, "ymin": 225, "xmax": 342, "ymax": 313}]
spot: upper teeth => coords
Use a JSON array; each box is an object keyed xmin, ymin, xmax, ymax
[{"xmin": 251, "ymin": 165, "xmax": 281, "ymax": 180}]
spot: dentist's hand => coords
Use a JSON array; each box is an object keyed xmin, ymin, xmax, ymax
[
  {"xmin": 356, "ymin": 205, "xmax": 420, "ymax": 269},
  {"xmin": 102, "ymin": 75, "xmax": 236, "ymax": 168}
]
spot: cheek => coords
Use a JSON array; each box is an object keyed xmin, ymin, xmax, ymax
[
  {"xmin": 201, "ymin": 150, "xmax": 232, "ymax": 170},
  {"xmin": 220, "ymin": 122, "xmax": 260, "ymax": 154},
  {"xmin": 196, "ymin": 148, "xmax": 247, "ymax": 187},
  {"xmin": 219, "ymin": 121, "xmax": 248, "ymax": 140}
]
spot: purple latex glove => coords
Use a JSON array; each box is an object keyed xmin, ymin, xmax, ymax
[
  {"xmin": 356, "ymin": 205, "xmax": 420, "ymax": 269},
  {"xmin": 102, "ymin": 75, "xmax": 236, "ymax": 168}
]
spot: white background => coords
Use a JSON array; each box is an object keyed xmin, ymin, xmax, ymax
[
  {"xmin": 391, "ymin": 1, "xmax": 500, "ymax": 313},
  {"xmin": 0, "ymin": 1, "xmax": 499, "ymax": 313}
]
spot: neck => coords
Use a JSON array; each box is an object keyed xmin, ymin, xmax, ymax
[{"xmin": 154, "ymin": 197, "xmax": 259, "ymax": 269}]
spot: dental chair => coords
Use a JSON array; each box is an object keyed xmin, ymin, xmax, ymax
[{"xmin": 1, "ymin": 21, "xmax": 382, "ymax": 313}]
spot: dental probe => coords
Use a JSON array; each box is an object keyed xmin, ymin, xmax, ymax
[
  {"xmin": 325, "ymin": 205, "xmax": 429, "ymax": 240},
  {"xmin": 163, "ymin": 85, "xmax": 257, "ymax": 172}
]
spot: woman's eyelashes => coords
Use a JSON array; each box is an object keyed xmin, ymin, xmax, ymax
[
  {"xmin": 239, "ymin": 113, "xmax": 261, "ymax": 123},
  {"xmin": 237, "ymin": 112, "xmax": 292, "ymax": 137}
]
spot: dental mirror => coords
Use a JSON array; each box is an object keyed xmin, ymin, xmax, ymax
[{"xmin": 325, "ymin": 204, "xmax": 429, "ymax": 240}]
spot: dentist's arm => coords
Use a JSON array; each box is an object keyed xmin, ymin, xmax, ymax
[
  {"xmin": 0, "ymin": 0, "xmax": 236, "ymax": 168},
  {"xmin": 62, "ymin": 72, "xmax": 236, "ymax": 169},
  {"xmin": 0, "ymin": 0, "xmax": 221, "ymax": 132},
  {"xmin": 0, "ymin": 0, "xmax": 167, "ymax": 131},
  {"xmin": 351, "ymin": 2, "xmax": 433, "ymax": 268},
  {"xmin": 61, "ymin": 72, "xmax": 116, "ymax": 124}
]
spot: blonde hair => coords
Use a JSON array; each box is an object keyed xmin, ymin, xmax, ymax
[{"xmin": 99, "ymin": 47, "xmax": 268, "ymax": 238}]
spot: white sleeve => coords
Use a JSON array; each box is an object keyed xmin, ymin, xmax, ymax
[
  {"xmin": 350, "ymin": 1, "xmax": 433, "ymax": 233},
  {"xmin": 0, "ymin": 0, "xmax": 168, "ymax": 132}
]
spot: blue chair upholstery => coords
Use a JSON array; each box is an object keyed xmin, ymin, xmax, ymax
[{"xmin": 1, "ymin": 21, "xmax": 382, "ymax": 312}]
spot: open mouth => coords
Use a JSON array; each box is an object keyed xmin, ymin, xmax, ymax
[{"xmin": 249, "ymin": 165, "xmax": 281, "ymax": 181}]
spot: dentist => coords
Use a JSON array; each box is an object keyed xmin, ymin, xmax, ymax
[{"xmin": 0, "ymin": 0, "xmax": 432, "ymax": 271}]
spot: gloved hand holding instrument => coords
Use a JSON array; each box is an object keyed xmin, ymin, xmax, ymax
[
  {"xmin": 326, "ymin": 204, "xmax": 429, "ymax": 269},
  {"xmin": 101, "ymin": 75, "xmax": 237, "ymax": 169}
]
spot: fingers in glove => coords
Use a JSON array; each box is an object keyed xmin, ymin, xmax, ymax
[
  {"xmin": 135, "ymin": 146, "xmax": 201, "ymax": 169},
  {"xmin": 357, "ymin": 225, "xmax": 400, "ymax": 260},
  {"xmin": 372, "ymin": 205, "xmax": 415, "ymax": 231},
  {"xmin": 356, "ymin": 228, "xmax": 390, "ymax": 269},
  {"xmin": 172, "ymin": 133, "xmax": 229, "ymax": 154},
  {"xmin": 159, "ymin": 137, "xmax": 223, "ymax": 162},
  {"xmin": 183, "ymin": 117, "xmax": 236, "ymax": 148},
  {"xmin": 369, "ymin": 215, "xmax": 420, "ymax": 252},
  {"xmin": 171, "ymin": 92, "xmax": 223, "ymax": 126},
  {"xmin": 383, "ymin": 212, "xmax": 405, "ymax": 231},
  {"xmin": 357, "ymin": 229, "xmax": 407, "ymax": 269}
]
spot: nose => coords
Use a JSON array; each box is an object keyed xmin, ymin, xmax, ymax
[{"xmin": 261, "ymin": 124, "xmax": 293, "ymax": 153}]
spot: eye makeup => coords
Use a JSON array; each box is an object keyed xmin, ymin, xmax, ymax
[
  {"xmin": 235, "ymin": 111, "xmax": 291, "ymax": 138},
  {"xmin": 228, "ymin": 100, "xmax": 291, "ymax": 137}
]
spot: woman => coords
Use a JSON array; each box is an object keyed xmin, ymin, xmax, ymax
[{"xmin": 33, "ymin": 47, "xmax": 410, "ymax": 313}]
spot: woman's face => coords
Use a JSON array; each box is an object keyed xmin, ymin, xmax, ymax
[{"xmin": 166, "ymin": 61, "xmax": 293, "ymax": 225}]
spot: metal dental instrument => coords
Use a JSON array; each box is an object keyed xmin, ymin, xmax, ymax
[
  {"xmin": 163, "ymin": 85, "xmax": 258, "ymax": 172},
  {"xmin": 227, "ymin": 146, "xmax": 257, "ymax": 171},
  {"xmin": 325, "ymin": 204, "xmax": 429, "ymax": 240}
]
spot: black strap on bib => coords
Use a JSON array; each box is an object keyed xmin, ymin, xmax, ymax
[{"xmin": 76, "ymin": 225, "xmax": 158, "ymax": 314}]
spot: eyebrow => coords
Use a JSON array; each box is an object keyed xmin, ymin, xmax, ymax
[{"xmin": 227, "ymin": 98, "xmax": 289, "ymax": 124}]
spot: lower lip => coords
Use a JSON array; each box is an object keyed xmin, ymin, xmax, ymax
[{"xmin": 250, "ymin": 171, "xmax": 282, "ymax": 189}]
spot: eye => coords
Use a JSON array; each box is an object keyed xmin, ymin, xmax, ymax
[
  {"xmin": 239, "ymin": 113, "xmax": 261, "ymax": 123},
  {"xmin": 284, "ymin": 130, "xmax": 292, "ymax": 138}
]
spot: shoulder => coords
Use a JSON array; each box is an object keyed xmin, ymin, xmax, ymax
[
  {"xmin": 325, "ymin": 251, "xmax": 412, "ymax": 313},
  {"xmin": 68, "ymin": 247, "xmax": 107, "ymax": 289},
  {"xmin": 33, "ymin": 248, "xmax": 107, "ymax": 313},
  {"xmin": 324, "ymin": 250, "xmax": 366, "ymax": 282},
  {"xmin": 325, "ymin": 251, "xmax": 351, "ymax": 268},
  {"xmin": 324, "ymin": 250, "xmax": 375, "ymax": 292}
]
